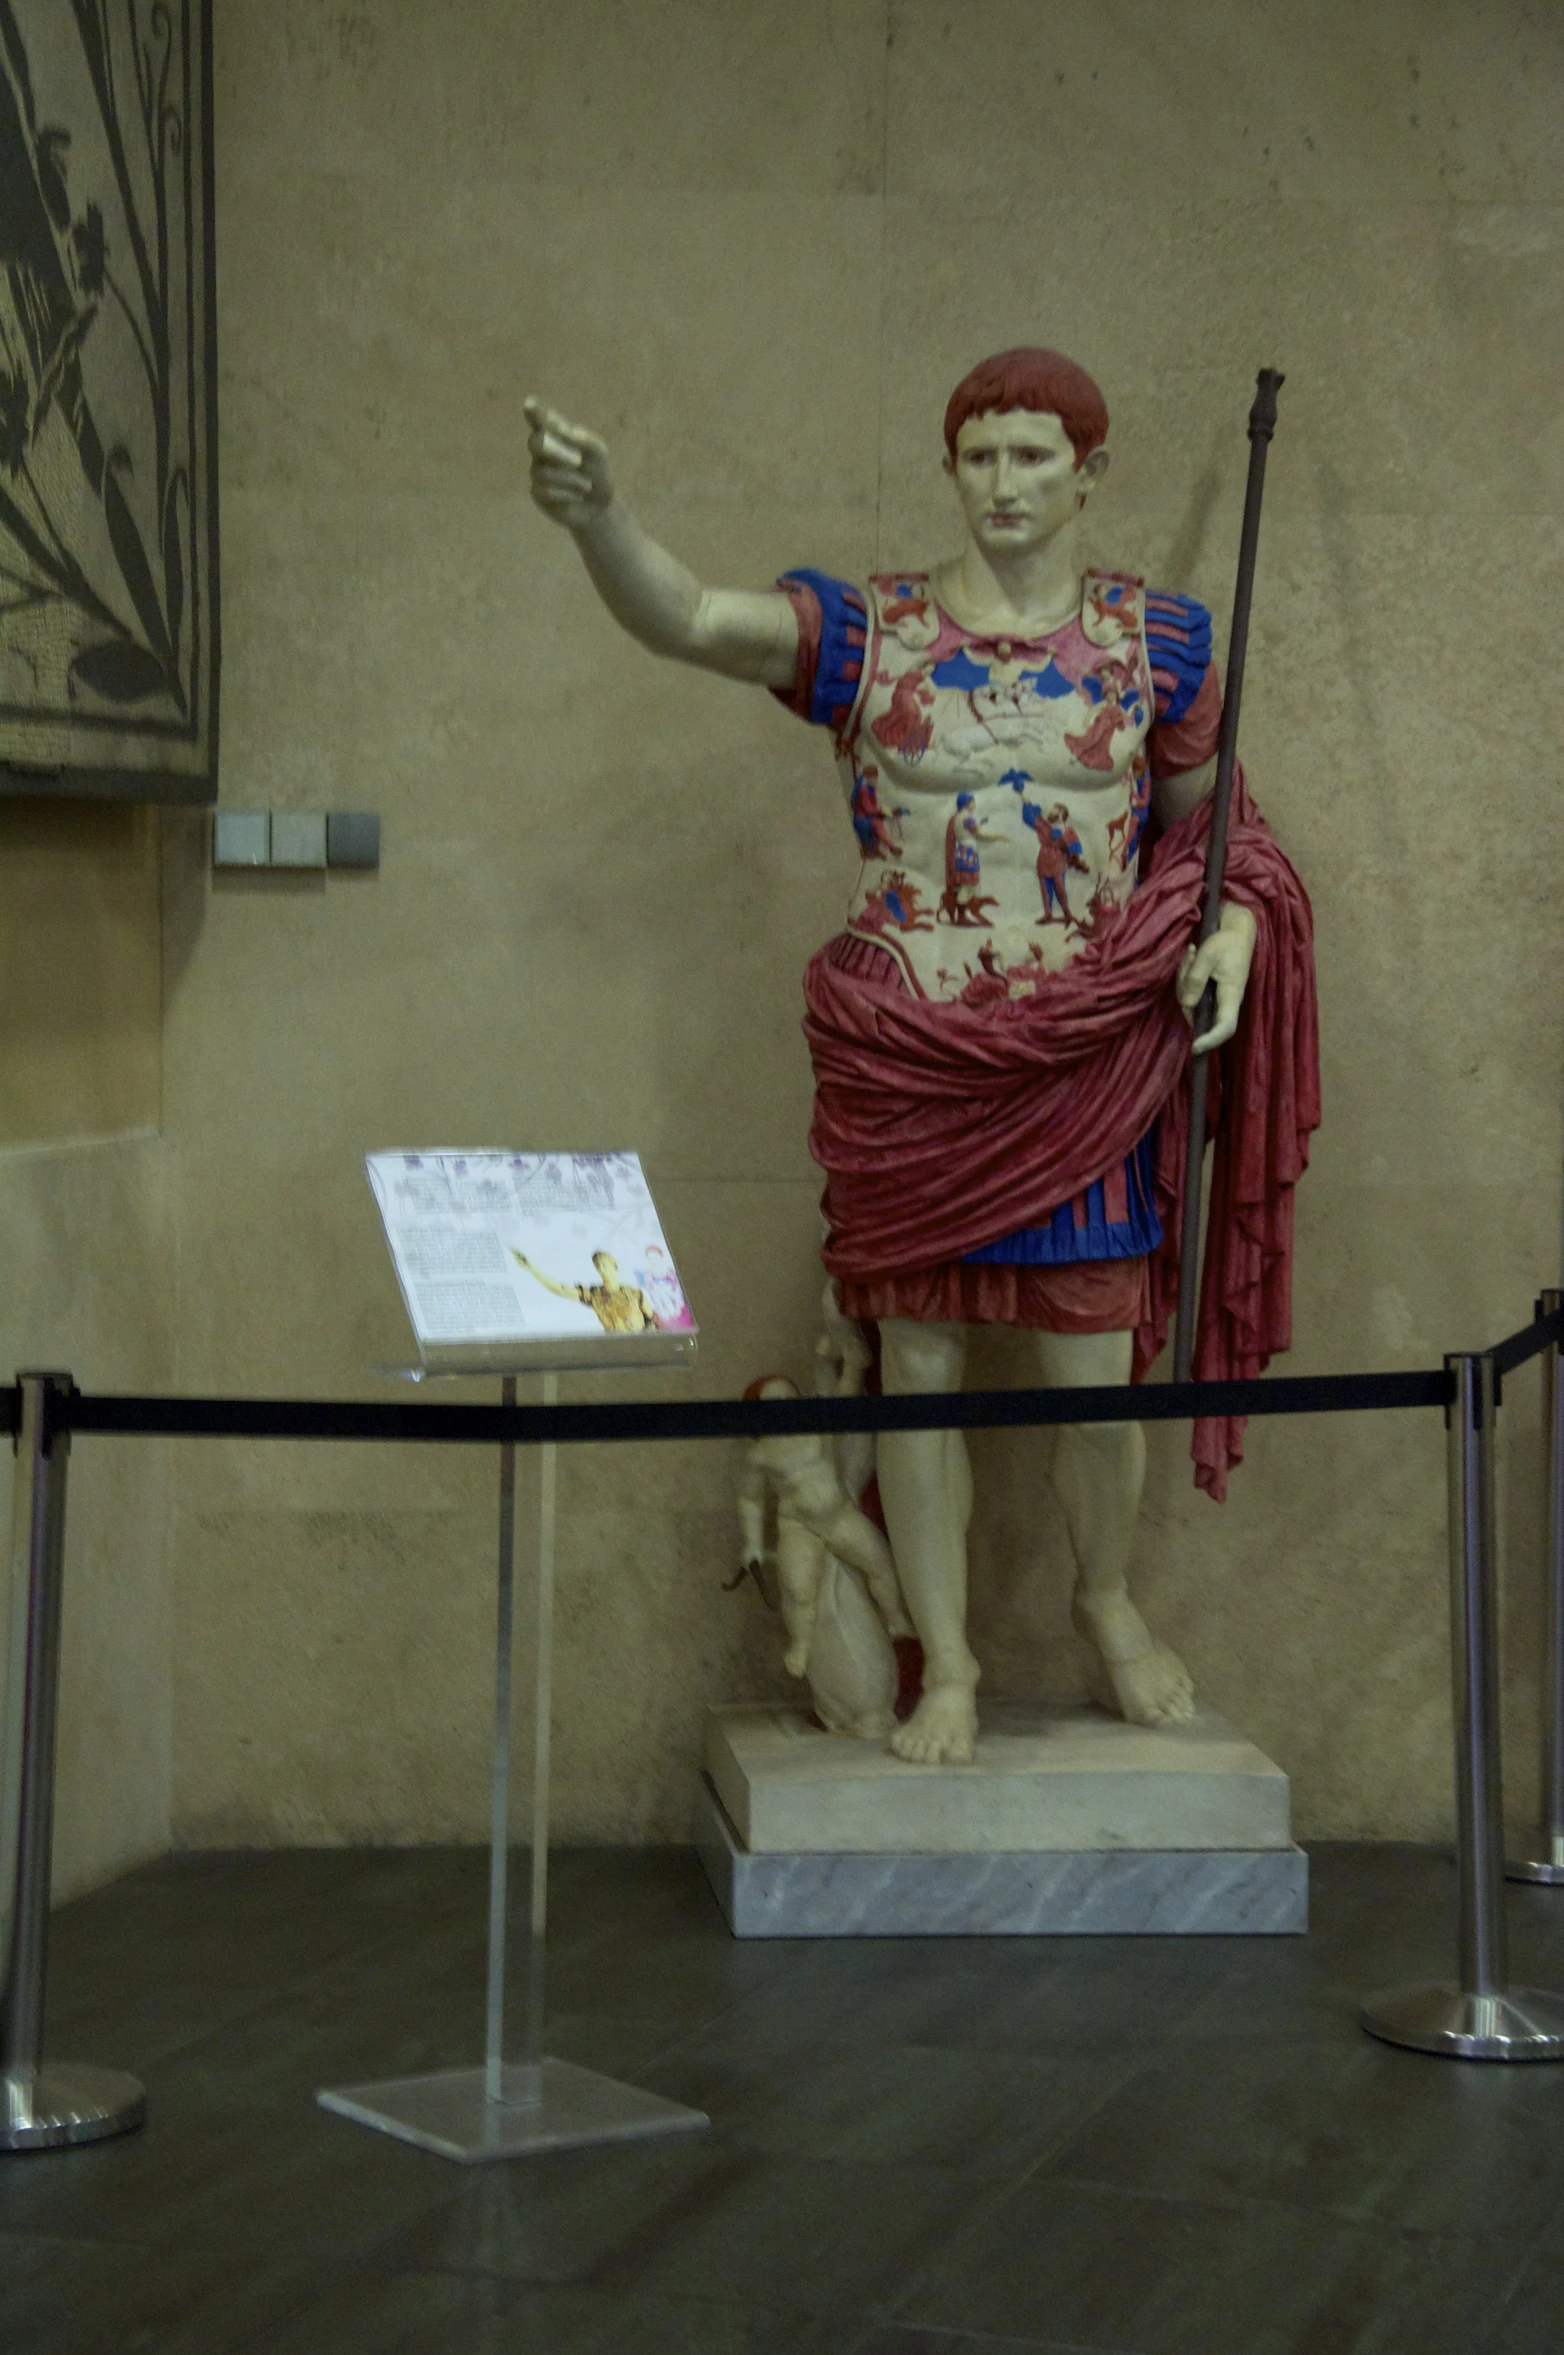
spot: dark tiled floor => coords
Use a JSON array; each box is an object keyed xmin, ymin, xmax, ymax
[{"xmin": 5, "ymin": 1845, "xmax": 1564, "ymax": 2353}]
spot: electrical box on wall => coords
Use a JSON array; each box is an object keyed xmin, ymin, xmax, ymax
[{"xmin": 213, "ymin": 813, "xmax": 381, "ymax": 871}]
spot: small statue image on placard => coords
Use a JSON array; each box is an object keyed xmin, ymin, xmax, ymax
[{"xmin": 511, "ymin": 1248, "xmax": 661, "ymax": 1336}]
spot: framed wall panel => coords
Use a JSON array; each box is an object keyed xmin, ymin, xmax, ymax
[{"xmin": 0, "ymin": 0, "xmax": 217, "ymax": 802}]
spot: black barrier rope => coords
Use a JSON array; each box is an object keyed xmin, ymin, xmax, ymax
[
  {"xmin": 1492, "ymin": 1302, "xmax": 1564, "ymax": 1392},
  {"xmin": 7, "ymin": 1305, "xmax": 1560, "ymax": 1454},
  {"xmin": 38, "ymin": 1367, "xmax": 1448, "ymax": 1449}
]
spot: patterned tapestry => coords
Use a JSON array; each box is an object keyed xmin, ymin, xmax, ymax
[{"xmin": 0, "ymin": 1, "xmax": 215, "ymax": 800}]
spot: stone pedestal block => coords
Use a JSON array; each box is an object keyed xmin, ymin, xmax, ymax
[
  {"xmin": 708, "ymin": 1701, "xmax": 1295, "ymax": 1854},
  {"xmin": 695, "ymin": 1702, "xmax": 1307, "ymax": 1938}
]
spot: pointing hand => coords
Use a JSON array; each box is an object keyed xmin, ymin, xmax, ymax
[{"xmin": 523, "ymin": 397, "xmax": 614, "ymax": 532}]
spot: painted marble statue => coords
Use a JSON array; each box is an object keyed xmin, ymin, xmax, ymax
[{"xmin": 525, "ymin": 348, "xmax": 1317, "ymax": 1767}]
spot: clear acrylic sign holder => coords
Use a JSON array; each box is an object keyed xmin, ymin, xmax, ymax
[{"xmin": 317, "ymin": 1339, "xmax": 707, "ymax": 2162}]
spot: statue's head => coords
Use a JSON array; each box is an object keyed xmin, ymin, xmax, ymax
[
  {"xmin": 943, "ymin": 347, "xmax": 1109, "ymax": 556},
  {"xmin": 592, "ymin": 1251, "xmax": 618, "ymax": 1280}
]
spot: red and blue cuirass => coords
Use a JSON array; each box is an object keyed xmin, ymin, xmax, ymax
[{"xmin": 774, "ymin": 565, "xmax": 1222, "ymax": 1319}]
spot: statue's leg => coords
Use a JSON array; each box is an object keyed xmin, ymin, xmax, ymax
[
  {"xmin": 815, "ymin": 1501, "xmax": 914, "ymax": 1639},
  {"xmin": 774, "ymin": 1518, "xmax": 827, "ymax": 1678},
  {"xmin": 877, "ymin": 1317, "xmax": 980, "ymax": 1764},
  {"xmin": 1031, "ymin": 1325, "xmax": 1196, "ymax": 1728},
  {"xmin": 947, "ymin": 1424, "xmax": 974, "ymax": 1533}
]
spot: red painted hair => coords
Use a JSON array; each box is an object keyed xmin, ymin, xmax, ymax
[{"xmin": 943, "ymin": 348, "xmax": 1109, "ymax": 468}]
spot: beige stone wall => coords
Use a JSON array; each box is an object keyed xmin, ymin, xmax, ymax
[
  {"xmin": 158, "ymin": 0, "xmax": 1563, "ymax": 1848},
  {"xmin": 0, "ymin": 803, "xmax": 162, "ymax": 1150},
  {"xmin": 0, "ymin": 800, "xmax": 171, "ymax": 1896}
]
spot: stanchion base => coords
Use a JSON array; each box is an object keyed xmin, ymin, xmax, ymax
[
  {"xmin": 316, "ymin": 2057, "xmax": 708, "ymax": 2164},
  {"xmin": 1, "ymin": 2063, "xmax": 146, "ymax": 2151},
  {"xmin": 1505, "ymin": 1831, "xmax": 1564, "ymax": 1885},
  {"xmin": 1360, "ymin": 1983, "xmax": 1564, "ymax": 2060}
]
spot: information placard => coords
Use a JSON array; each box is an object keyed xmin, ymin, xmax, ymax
[{"xmin": 367, "ymin": 1150, "xmax": 697, "ymax": 1371}]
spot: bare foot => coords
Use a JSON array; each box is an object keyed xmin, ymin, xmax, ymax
[
  {"xmin": 1072, "ymin": 1590, "xmax": 1196, "ymax": 1728},
  {"xmin": 890, "ymin": 1680, "xmax": 978, "ymax": 1764}
]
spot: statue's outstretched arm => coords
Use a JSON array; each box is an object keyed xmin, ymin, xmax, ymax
[
  {"xmin": 525, "ymin": 399, "xmax": 799, "ymax": 691},
  {"xmin": 511, "ymin": 1251, "xmax": 585, "ymax": 1303}
]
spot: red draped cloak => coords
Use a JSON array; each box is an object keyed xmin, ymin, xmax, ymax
[{"xmin": 802, "ymin": 774, "xmax": 1320, "ymax": 1499}]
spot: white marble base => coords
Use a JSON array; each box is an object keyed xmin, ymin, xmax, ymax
[
  {"xmin": 707, "ymin": 1701, "xmax": 1294, "ymax": 1855},
  {"xmin": 695, "ymin": 1772, "xmax": 1308, "ymax": 1938}
]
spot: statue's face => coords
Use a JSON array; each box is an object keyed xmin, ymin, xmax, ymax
[
  {"xmin": 594, "ymin": 1252, "xmax": 618, "ymax": 1281},
  {"xmin": 945, "ymin": 407, "xmax": 1106, "ymax": 557}
]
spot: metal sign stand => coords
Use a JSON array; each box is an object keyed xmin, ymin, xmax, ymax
[
  {"xmin": 2, "ymin": 1373, "xmax": 146, "ymax": 2152},
  {"xmin": 318, "ymin": 1359, "xmax": 707, "ymax": 2161},
  {"xmin": 1362, "ymin": 1352, "xmax": 1564, "ymax": 2059}
]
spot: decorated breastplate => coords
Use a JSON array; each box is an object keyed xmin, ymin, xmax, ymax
[{"xmin": 836, "ymin": 570, "xmax": 1154, "ymax": 1002}]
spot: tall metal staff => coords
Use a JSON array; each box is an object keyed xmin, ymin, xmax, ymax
[{"xmin": 1173, "ymin": 369, "xmax": 1285, "ymax": 1384}]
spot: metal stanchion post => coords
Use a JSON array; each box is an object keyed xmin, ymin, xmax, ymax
[
  {"xmin": 1, "ymin": 1373, "xmax": 145, "ymax": 2151},
  {"xmin": 1362, "ymin": 1353, "xmax": 1564, "ymax": 2059},
  {"xmin": 1507, "ymin": 1291, "xmax": 1564, "ymax": 1883}
]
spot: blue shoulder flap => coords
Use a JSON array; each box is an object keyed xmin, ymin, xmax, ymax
[{"xmin": 1144, "ymin": 589, "xmax": 1212, "ymax": 727}]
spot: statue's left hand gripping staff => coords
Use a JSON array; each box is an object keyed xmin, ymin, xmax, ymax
[{"xmin": 1173, "ymin": 368, "xmax": 1285, "ymax": 1385}]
